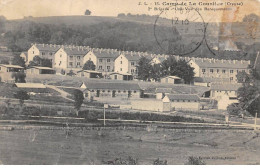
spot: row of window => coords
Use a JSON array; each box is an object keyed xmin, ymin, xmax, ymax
[
  {"xmin": 99, "ymin": 59, "xmax": 110, "ymax": 63},
  {"xmin": 202, "ymin": 69, "xmax": 246, "ymax": 74},
  {"xmin": 69, "ymin": 62, "xmax": 81, "ymax": 66},
  {"xmin": 70, "ymin": 56, "xmax": 82, "ymax": 60},
  {"xmin": 90, "ymin": 90, "xmax": 137, "ymax": 93},
  {"xmin": 98, "ymin": 66, "xmax": 110, "ymax": 70}
]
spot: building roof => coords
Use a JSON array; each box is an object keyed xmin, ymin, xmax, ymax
[
  {"xmin": 63, "ymin": 47, "xmax": 90, "ymax": 55},
  {"xmin": 0, "ymin": 64, "xmax": 24, "ymax": 69},
  {"xmin": 194, "ymin": 77, "xmax": 230, "ymax": 83},
  {"xmin": 77, "ymin": 70, "xmax": 102, "ymax": 74},
  {"xmin": 167, "ymin": 94, "xmax": 200, "ymax": 101},
  {"xmin": 92, "ymin": 50, "xmax": 120, "ymax": 59},
  {"xmin": 109, "ymin": 72, "xmax": 132, "ymax": 76},
  {"xmin": 190, "ymin": 59, "xmax": 250, "ymax": 69},
  {"xmin": 152, "ymin": 56, "xmax": 167, "ymax": 63},
  {"xmin": 83, "ymin": 82, "xmax": 141, "ymax": 91},
  {"xmin": 14, "ymin": 83, "xmax": 46, "ymax": 88},
  {"xmin": 162, "ymin": 76, "xmax": 181, "ymax": 79},
  {"xmin": 121, "ymin": 52, "xmax": 142, "ymax": 61},
  {"xmin": 29, "ymin": 66, "xmax": 54, "ymax": 70},
  {"xmin": 34, "ymin": 44, "xmax": 61, "ymax": 52},
  {"xmin": 155, "ymin": 88, "xmax": 172, "ymax": 93},
  {"xmin": 210, "ymin": 83, "xmax": 243, "ymax": 91}
]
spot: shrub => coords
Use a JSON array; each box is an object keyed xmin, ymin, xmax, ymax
[
  {"xmin": 186, "ymin": 156, "xmax": 205, "ymax": 165},
  {"xmin": 153, "ymin": 158, "xmax": 167, "ymax": 165},
  {"xmin": 227, "ymin": 103, "xmax": 243, "ymax": 116}
]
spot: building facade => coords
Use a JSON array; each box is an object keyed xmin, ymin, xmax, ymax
[
  {"xmin": 163, "ymin": 94, "xmax": 201, "ymax": 111},
  {"xmin": 54, "ymin": 46, "xmax": 89, "ymax": 72},
  {"xmin": 188, "ymin": 58, "xmax": 250, "ymax": 83},
  {"xmin": 27, "ymin": 43, "xmax": 61, "ymax": 65},
  {"xmin": 83, "ymin": 49, "xmax": 119, "ymax": 76},
  {"xmin": 81, "ymin": 82, "xmax": 142, "ymax": 99}
]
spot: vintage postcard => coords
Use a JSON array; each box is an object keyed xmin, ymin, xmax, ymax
[{"xmin": 0, "ymin": 0, "xmax": 259, "ymax": 165}]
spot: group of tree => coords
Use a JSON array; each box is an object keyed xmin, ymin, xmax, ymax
[
  {"xmin": 0, "ymin": 13, "xmax": 259, "ymax": 63},
  {"xmin": 28, "ymin": 56, "xmax": 52, "ymax": 67},
  {"xmin": 228, "ymin": 67, "xmax": 260, "ymax": 117},
  {"xmin": 136, "ymin": 56, "xmax": 194, "ymax": 83},
  {"xmin": 82, "ymin": 60, "xmax": 96, "ymax": 70}
]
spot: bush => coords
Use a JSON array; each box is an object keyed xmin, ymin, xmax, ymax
[
  {"xmin": 227, "ymin": 103, "xmax": 243, "ymax": 116},
  {"xmin": 153, "ymin": 158, "xmax": 167, "ymax": 165},
  {"xmin": 186, "ymin": 156, "xmax": 205, "ymax": 165}
]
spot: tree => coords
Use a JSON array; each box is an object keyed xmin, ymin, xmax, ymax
[
  {"xmin": 151, "ymin": 64, "xmax": 163, "ymax": 81},
  {"xmin": 11, "ymin": 72, "xmax": 26, "ymax": 83},
  {"xmin": 83, "ymin": 60, "xmax": 96, "ymax": 70},
  {"xmin": 161, "ymin": 58, "xmax": 194, "ymax": 83},
  {"xmin": 84, "ymin": 9, "xmax": 91, "ymax": 15},
  {"xmin": 237, "ymin": 84, "xmax": 260, "ymax": 116},
  {"xmin": 73, "ymin": 89, "xmax": 84, "ymax": 116},
  {"xmin": 28, "ymin": 56, "xmax": 52, "ymax": 67},
  {"xmin": 14, "ymin": 90, "xmax": 30, "ymax": 112},
  {"xmin": 12, "ymin": 55, "xmax": 25, "ymax": 67},
  {"xmin": 136, "ymin": 56, "xmax": 153, "ymax": 81},
  {"xmin": 236, "ymin": 71, "xmax": 251, "ymax": 83}
]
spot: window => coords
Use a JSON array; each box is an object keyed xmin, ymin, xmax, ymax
[
  {"xmin": 134, "ymin": 91, "xmax": 136, "ymax": 93},
  {"xmin": 217, "ymin": 69, "xmax": 219, "ymax": 73},
  {"xmin": 107, "ymin": 59, "xmax": 110, "ymax": 62},
  {"xmin": 183, "ymin": 100, "xmax": 185, "ymax": 102},
  {"xmin": 131, "ymin": 69, "xmax": 135, "ymax": 73},
  {"xmin": 230, "ymin": 70, "xmax": 233, "ymax": 73},
  {"xmin": 188, "ymin": 100, "xmax": 190, "ymax": 102},
  {"xmin": 99, "ymin": 66, "xmax": 102, "ymax": 70},
  {"xmin": 77, "ymin": 56, "xmax": 81, "ymax": 60},
  {"xmin": 69, "ymin": 62, "xmax": 73, "ymax": 66},
  {"xmin": 70, "ymin": 56, "xmax": 73, "ymax": 60},
  {"xmin": 210, "ymin": 69, "xmax": 213, "ymax": 73},
  {"xmin": 118, "ymin": 90, "xmax": 121, "ymax": 93},
  {"xmin": 60, "ymin": 54, "xmax": 62, "ymax": 58},
  {"xmin": 102, "ymin": 90, "xmax": 105, "ymax": 92},
  {"xmin": 76, "ymin": 62, "xmax": 80, "ymax": 66},
  {"xmin": 222, "ymin": 70, "xmax": 226, "ymax": 73},
  {"xmin": 230, "ymin": 77, "xmax": 233, "ymax": 81},
  {"xmin": 120, "ymin": 61, "xmax": 123, "ymax": 64},
  {"xmin": 107, "ymin": 66, "xmax": 110, "ymax": 70},
  {"xmin": 50, "ymin": 52, "xmax": 52, "ymax": 55},
  {"xmin": 177, "ymin": 100, "xmax": 179, "ymax": 102},
  {"xmin": 99, "ymin": 59, "xmax": 102, "ymax": 63},
  {"xmin": 120, "ymin": 68, "xmax": 122, "ymax": 71},
  {"xmin": 89, "ymin": 58, "xmax": 91, "ymax": 61},
  {"xmin": 33, "ymin": 51, "xmax": 34, "ymax": 54},
  {"xmin": 131, "ymin": 62, "xmax": 135, "ymax": 66},
  {"xmin": 108, "ymin": 90, "xmax": 110, "ymax": 92},
  {"xmin": 202, "ymin": 69, "xmax": 206, "ymax": 73}
]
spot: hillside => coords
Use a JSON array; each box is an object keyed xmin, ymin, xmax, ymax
[{"xmin": 1, "ymin": 15, "xmax": 259, "ymax": 63}]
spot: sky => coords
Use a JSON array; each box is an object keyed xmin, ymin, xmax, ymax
[{"xmin": 0, "ymin": 0, "xmax": 260, "ymax": 22}]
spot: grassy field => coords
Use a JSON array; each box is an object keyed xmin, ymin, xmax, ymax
[{"xmin": 0, "ymin": 128, "xmax": 259, "ymax": 165}]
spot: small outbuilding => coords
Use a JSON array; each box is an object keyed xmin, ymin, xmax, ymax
[
  {"xmin": 77, "ymin": 70, "xmax": 102, "ymax": 78},
  {"xmin": 161, "ymin": 76, "xmax": 183, "ymax": 84},
  {"xmin": 26, "ymin": 66, "xmax": 55, "ymax": 75},
  {"xmin": 164, "ymin": 94, "xmax": 200, "ymax": 111},
  {"xmin": 155, "ymin": 88, "xmax": 172, "ymax": 99},
  {"xmin": 131, "ymin": 98, "xmax": 171, "ymax": 112},
  {"xmin": 81, "ymin": 82, "xmax": 142, "ymax": 99},
  {"xmin": 109, "ymin": 72, "xmax": 133, "ymax": 81},
  {"xmin": 0, "ymin": 64, "xmax": 24, "ymax": 83}
]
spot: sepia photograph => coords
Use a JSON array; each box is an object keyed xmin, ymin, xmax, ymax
[{"xmin": 0, "ymin": 0, "xmax": 259, "ymax": 165}]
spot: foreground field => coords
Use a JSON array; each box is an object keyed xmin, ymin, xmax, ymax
[{"xmin": 0, "ymin": 127, "xmax": 259, "ymax": 165}]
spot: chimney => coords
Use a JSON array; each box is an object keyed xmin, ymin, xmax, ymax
[
  {"xmin": 221, "ymin": 59, "xmax": 224, "ymax": 63},
  {"xmin": 233, "ymin": 60, "xmax": 236, "ymax": 64}
]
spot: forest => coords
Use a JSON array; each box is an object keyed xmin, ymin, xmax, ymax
[{"xmin": 0, "ymin": 14, "xmax": 259, "ymax": 63}]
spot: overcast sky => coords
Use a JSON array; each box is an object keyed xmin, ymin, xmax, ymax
[{"xmin": 0, "ymin": 0, "xmax": 260, "ymax": 22}]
